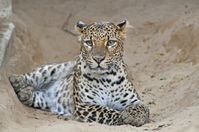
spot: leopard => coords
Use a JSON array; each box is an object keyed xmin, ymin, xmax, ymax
[{"xmin": 9, "ymin": 20, "xmax": 149, "ymax": 127}]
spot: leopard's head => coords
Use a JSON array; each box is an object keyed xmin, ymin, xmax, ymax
[{"xmin": 76, "ymin": 20, "xmax": 127, "ymax": 73}]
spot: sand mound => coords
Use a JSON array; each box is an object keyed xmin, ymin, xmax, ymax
[
  {"xmin": 0, "ymin": 0, "xmax": 199, "ymax": 132},
  {"xmin": 166, "ymin": 23, "xmax": 199, "ymax": 64}
]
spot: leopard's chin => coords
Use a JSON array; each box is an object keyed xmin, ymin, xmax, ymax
[{"xmin": 89, "ymin": 66, "xmax": 110, "ymax": 74}]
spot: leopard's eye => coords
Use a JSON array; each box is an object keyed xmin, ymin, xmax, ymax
[
  {"xmin": 83, "ymin": 40, "xmax": 93, "ymax": 49},
  {"xmin": 106, "ymin": 40, "xmax": 117, "ymax": 48}
]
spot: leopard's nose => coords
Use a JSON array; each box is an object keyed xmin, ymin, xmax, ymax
[{"xmin": 93, "ymin": 56, "xmax": 105, "ymax": 64}]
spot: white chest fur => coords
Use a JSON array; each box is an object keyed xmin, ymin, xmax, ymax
[{"xmin": 77, "ymin": 68, "xmax": 137, "ymax": 111}]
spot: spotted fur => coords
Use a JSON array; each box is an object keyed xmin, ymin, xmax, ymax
[{"xmin": 9, "ymin": 20, "xmax": 149, "ymax": 126}]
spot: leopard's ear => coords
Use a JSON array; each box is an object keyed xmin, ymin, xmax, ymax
[
  {"xmin": 75, "ymin": 21, "xmax": 87, "ymax": 33},
  {"xmin": 117, "ymin": 20, "xmax": 128, "ymax": 39},
  {"xmin": 117, "ymin": 20, "xmax": 127, "ymax": 31}
]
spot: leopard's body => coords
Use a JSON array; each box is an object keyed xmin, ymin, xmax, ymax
[{"xmin": 9, "ymin": 20, "xmax": 149, "ymax": 126}]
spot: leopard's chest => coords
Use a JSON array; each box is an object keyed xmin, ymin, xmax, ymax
[{"xmin": 77, "ymin": 72, "xmax": 130, "ymax": 110}]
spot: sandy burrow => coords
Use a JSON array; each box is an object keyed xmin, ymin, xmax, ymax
[{"xmin": 0, "ymin": 0, "xmax": 199, "ymax": 132}]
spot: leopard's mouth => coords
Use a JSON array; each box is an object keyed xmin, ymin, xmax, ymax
[
  {"xmin": 85, "ymin": 60, "xmax": 114, "ymax": 73},
  {"xmin": 88, "ymin": 65, "xmax": 111, "ymax": 74}
]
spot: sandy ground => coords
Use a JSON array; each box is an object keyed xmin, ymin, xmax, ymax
[{"xmin": 0, "ymin": 0, "xmax": 199, "ymax": 131}]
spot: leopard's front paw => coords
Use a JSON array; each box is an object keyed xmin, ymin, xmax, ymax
[{"xmin": 121, "ymin": 103, "xmax": 149, "ymax": 127}]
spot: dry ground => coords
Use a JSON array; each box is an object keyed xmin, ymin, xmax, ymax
[{"xmin": 0, "ymin": 0, "xmax": 199, "ymax": 131}]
